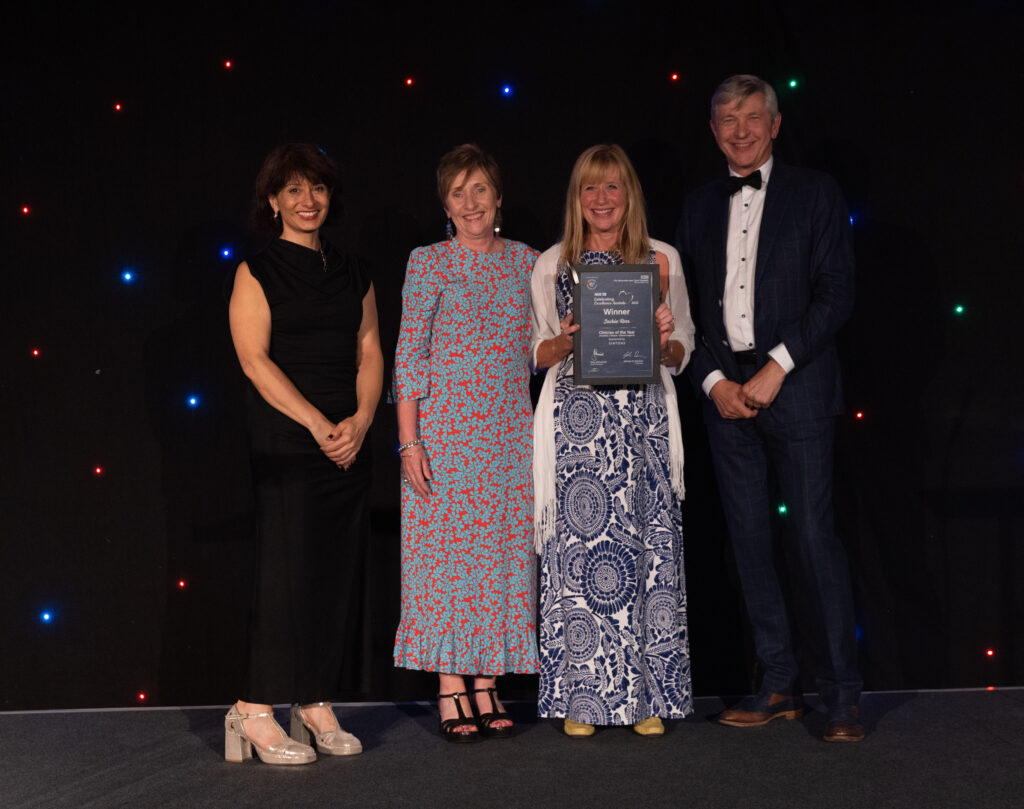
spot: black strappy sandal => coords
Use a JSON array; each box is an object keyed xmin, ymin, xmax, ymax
[
  {"xmin": 471, "ymin": 686, "xmax": 514, "ymax": 739},
  {"xmin": 438, "ymin": 691, "xmax": 481, "ymax": 743}
]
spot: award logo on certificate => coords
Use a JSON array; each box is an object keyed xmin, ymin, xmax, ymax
[{"xmin": 572, "ymin": 264, "xmax": 660, "ymax": 385}]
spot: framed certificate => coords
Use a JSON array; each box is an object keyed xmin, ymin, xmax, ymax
[{"xmin": 572, "ymin": 264, "xmax": 660, "ymax": 385}]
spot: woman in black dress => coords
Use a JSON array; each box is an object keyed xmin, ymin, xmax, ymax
[{"xmin": 225, "ymin": 143, "xmax": 383, "ymax": 765}]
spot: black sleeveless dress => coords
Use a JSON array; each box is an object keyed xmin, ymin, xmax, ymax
[{"xmin": 241, "ymin": 238, "xmax": 370, "ymax": 704}]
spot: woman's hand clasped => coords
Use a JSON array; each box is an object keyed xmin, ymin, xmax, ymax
[
  {"xmin": 313, "ymin": 416, "xmax": 369, "ymax": 470},
  {"xmin": 400, "ymin": 444, "xmax": 433, "ymax": 498}
]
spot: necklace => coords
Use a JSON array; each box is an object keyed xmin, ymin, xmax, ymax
[{"xmin": 318, "ymin": 245, "xmax": 327, "ymax": 272}]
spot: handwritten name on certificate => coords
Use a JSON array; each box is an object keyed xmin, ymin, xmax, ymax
[{"xmin": 572, "ymin": 265, "xmax": 660, "ymax": 385}]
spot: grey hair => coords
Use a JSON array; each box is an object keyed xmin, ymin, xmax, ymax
[{"xmin": 711, "ymin": 74, "xmax": 779, "ymax": 120}]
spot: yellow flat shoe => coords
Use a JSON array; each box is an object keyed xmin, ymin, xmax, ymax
[
  {"xmin": 563, "ymin": 718, "xmax": 595, "ymax": 737},
  {"xmin": 633, "ymin": 717, "xmax": 664, "ymax": 736}
]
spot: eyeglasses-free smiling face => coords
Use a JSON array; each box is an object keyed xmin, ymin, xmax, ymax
[
  {"xmin": 711, "ymin": 92, "xmax": 781, "ymax": 176},
  {"xmin": 444, "ymin": 168, "xmax": 501, "ymax": 245},
  {"xmin": 580, "ymin": 167, "xmax": 626, "ymax": 241},
  {"xmin": 268, "ymin": 175, "xmax": 331, "ymax": 240}
]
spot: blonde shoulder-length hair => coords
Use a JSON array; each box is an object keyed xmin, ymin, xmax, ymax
[{"xmin": 559, "ymin": 144, "xmax": 650, "ymax": 268}]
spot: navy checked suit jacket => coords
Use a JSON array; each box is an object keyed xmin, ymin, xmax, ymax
[{"xmin": 676, "ymin": 162, "xmax": 855, "ymax": 424}]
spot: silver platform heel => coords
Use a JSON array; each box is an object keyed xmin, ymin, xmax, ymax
[
  {"xmin": 290, "ymin": 702, "xmax": 363, "ymax": 755},
  {"xmin": 224, "ymin": 704, "xmax": 317, "ymax": 765}
]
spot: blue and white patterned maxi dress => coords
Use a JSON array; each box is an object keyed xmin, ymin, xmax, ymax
[{"xmin": 538, "ymin": 249, "xmax": 692, "ymax": 725}]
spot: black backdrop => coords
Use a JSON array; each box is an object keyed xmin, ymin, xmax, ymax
[{"xmin": 2, "ymin": 1, "xmax": 1022, "ymax": 710}]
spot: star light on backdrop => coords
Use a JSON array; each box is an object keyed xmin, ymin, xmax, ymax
[{"xmin": 18, "ymin": 56, "xmax": 1003, "ymax": 708}]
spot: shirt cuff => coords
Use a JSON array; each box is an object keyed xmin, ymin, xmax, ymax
[
  {"xmin": 702, "ymin": 370, "xmax": 726, "ymax": 399},
  {"xmin": 767, "ymin": 343, "xmax": 794, "ymax": 374}
]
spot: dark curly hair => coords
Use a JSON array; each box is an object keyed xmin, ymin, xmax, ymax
[{"xmin": 251, "ymin": 143, "xmax": 340, "ymax": 231}]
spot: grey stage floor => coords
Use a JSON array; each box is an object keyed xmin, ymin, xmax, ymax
[{"xmin": 2, "ymin": 690, "xmax": 1023, "ymax": 809}]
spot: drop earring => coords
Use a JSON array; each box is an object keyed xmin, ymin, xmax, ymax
[
  {"xmin": 445, "ymin": 218, "xmax": 454, "ymax": 240},
  {"xmin": 493, "ymin": 209, "xmax": 503, "ymax": 235}
]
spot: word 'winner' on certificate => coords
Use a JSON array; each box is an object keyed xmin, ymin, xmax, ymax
[{"xmin": 572, "ymin": 264, "xmax": 660, "ymax": 386}]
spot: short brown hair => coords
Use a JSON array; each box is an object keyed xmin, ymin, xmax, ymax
[
  {"xmin": 436, "ymin": 143, "xmax": 502, "ymax": 206},
  {"xmin": 251, "ymin": 143, "xmax": 340, "ymax": 230}
]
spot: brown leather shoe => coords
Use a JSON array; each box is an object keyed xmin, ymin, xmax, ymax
[
  {"xmin": 718, "ymin": 692, "xmax": 804, "ymax": 727},
  {"xmin": 824, "ymin": 706, "xmax": 864, "ymax": 742}
]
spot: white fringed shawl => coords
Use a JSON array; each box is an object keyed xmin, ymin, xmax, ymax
[{"xmin": 529, "ymin": 239, "xmax": 696, "ymax": 554}]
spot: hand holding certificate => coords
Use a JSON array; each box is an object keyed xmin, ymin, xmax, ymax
[{"xmin": 572, "ymin": 264, "xmax": 660, "ymax": 385}]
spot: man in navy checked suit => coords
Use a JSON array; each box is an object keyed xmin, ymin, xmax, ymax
[{"xmin": 677, "ymin": 75, "xmax": 863, "ymax": 742}]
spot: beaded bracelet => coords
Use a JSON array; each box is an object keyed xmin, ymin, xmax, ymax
[{"xmin": 396, "ymin": 438, "xmax": 424, "ymax": 455}]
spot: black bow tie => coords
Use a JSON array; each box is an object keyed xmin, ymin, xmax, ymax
[{"xmin": 724, "ymin": 170, "xmax": 762, "ymax": 195}]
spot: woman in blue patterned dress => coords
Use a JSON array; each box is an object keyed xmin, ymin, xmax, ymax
[
  {"xmin": 530, "ymin": 144, "xmax": 695, "ymax": 736},
  {"xmin": 393, "ymin": 144, "xmax": 539, "ymax": 742}
]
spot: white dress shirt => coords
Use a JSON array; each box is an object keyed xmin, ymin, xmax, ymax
[{"xmin": 701, "ymin": 156, "xmax": 795, "ymax": 398}]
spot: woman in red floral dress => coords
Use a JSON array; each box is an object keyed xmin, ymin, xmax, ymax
[{"xmin": 393, "ymin": 144, "xmax": 538, "ymax": 741}]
